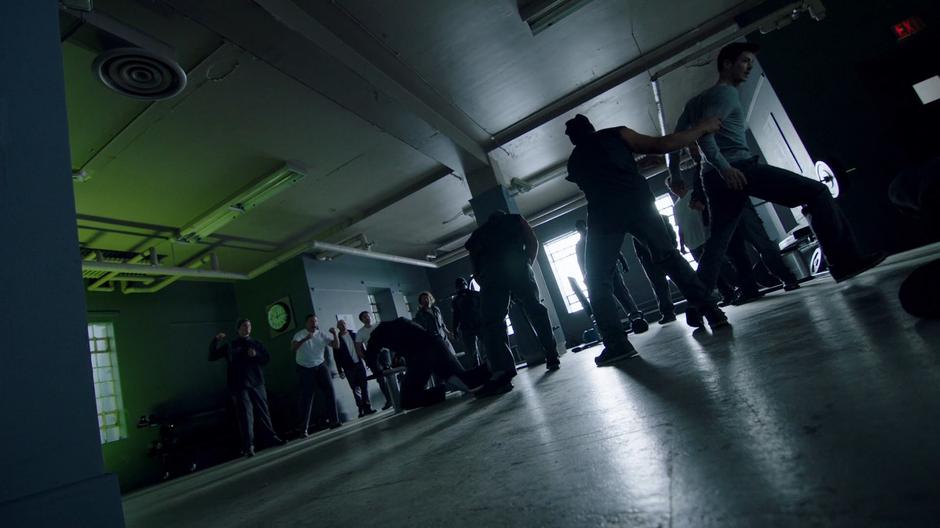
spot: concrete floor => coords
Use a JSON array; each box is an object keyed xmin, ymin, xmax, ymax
[{"xmin": 123, "ymin": 244, "xmax": 940, "ymax": 528}]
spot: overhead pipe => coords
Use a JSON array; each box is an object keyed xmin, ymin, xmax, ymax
[
  {"xmin": 308, "ymin": 241, "xmax": 439, "ymax": 269},
  {"xmin": 81, "ymin": 260, "xmax": 248, "ymax": 280}
]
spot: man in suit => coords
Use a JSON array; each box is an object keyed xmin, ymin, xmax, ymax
[{"xmin": 334, "ymin": 319, "xmax": 376, "ymax": 418}]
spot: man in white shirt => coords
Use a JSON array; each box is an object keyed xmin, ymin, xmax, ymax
[
  {"xmin": 334, "ymin": 319, "xmax": 376, "ymax": 418},
  {"xmin": 291, "ymin": 314, "xmax": 341, "ymax": 436},
  {"xmin": 355, "ymin": 311, "xmax": 392, "ymax": 410}
]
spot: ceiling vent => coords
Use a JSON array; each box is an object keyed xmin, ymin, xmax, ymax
[
  {"xmin": 93, "ymin": 47, "xmax": 186, "ymax": 100},
  {"xmin": 60, "ymin": 2, "xmax": 187, "ymax": 100}
]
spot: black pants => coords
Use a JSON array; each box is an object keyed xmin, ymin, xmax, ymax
[
  {"xmin": 732, "ymin": 203, "xmax": 798, "ymax": 287},
  {"xmin": 586, "ymin": 201, "xmax": 712, "ymax": 352},
  {"xmin": 297, "ymin": 363, "xmax": 338, "ymax": 432},
  {"xmin": 230, "ymin": 384, "xmax": 277, "ymax": 451},
  {"xmin": 633, "ymin": 239, "xmax": 676, "ymax": 317},
  {"xmin": 459, "ymin": 330, "xmax": 484, "ymax": 368},
  {"xmin": 698, "ymin": 158, "xmax": 861, "ymax": 292},
  {"xmin": 343, "ymin": 363, "xmax": 372, "ymax": 412},
  {"xmin": 690, "ymin": 245, "xmax": 738, "ymax": 301},
  {"xmin": 479, "ymin": 261, "xmax": 558, "ymax": 377},
  {"xmin": 400, "ymin": 335, "xmax": 491, "ymax": 409},
  {"xmin": 365, "ymin": 352, "xmax": 392, "ymax": 406}
]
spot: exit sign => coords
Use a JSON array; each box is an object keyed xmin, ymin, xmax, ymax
[{"xmin": 892, "ymin": 17, "xmax": 926, "ymax": 41}]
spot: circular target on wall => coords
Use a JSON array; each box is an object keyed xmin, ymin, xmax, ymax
[{"xmin": 814, "ymin": 161, "xmax": 840, "ymax": 198}]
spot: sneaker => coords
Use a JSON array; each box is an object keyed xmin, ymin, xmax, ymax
[
  {"xmin": 830, "ymin": 252, "xmax": 887, "ymax": 282},
  {"xmin": 381, "ymin": 401, "xmax": 393, "ymax": 411},
  {"xmin": 269, "ymin": 436, "xmax": 286, "ymax": 447},
  {"xmin": 594, "ymin": 345, "xmax": 639, "ymax": 366},
  {"xmin": 783, "ymin": 282, "xmax": 801, "ymax": 291},
  {"xmin": 243, "ymin": 446, "xmax": 255, "ymax": 458},
  {"xmin": 363, "ymin": 407, "xmax": 377, "ymax": 415},
  {"xmin": 631, "ymin": 317, "xmax": 650, "ymax": 334},
  {"xmin": 685, "ymin": 307, "xmax": 704, "ymax": 328},
  {"xmin": 545, "ymin": 356, "xmax": 561, "ymax": 371},
  {"xmin": 703, "ymin": 306, "xmax": 730, "ymax": 329},
  {"xmin": 658, "ymin": 313, "xmax": 677, "ymax": 325}
]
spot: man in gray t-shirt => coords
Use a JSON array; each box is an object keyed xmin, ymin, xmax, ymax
[{"xmin": 669, "ymin": 42, "xmax": 883, "ymax": 289}]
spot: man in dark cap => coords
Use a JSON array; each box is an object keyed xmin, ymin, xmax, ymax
[{"xmin": 564, "ymin": 112, "xmax": 727, "ymax": 366}]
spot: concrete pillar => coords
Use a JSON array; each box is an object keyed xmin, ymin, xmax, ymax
[
  {"xmin": 0, "ymin": 2, "xmax": 125, "ymax": 526},
  {"xmin": 467, "ymin": 174, "xmax": 564, "ymax": 366}
]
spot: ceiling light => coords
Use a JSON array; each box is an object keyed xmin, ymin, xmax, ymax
[
  {"xmin": 520, "ymin": 0, "xmax": 597, "ymax": 35},
  {"xmin": 178, "ymin": 163, "xmax": 307, "ymax": 243}
]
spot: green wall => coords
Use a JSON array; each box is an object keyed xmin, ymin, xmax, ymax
[{"xmin": 85, "ymin": 281, "xmax": 239, "ymax": 492}]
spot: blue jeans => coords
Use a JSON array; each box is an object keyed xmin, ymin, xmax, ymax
[{"xmin": 698, "ymin": 158, "xmax": 861, "ymax": 292}]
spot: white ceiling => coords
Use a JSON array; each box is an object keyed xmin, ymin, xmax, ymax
[{"xmin": 63, "ymin": 0, "xmax": 772, "ymax": 277}]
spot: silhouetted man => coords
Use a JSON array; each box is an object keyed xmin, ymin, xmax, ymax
[
  {"xmin": 355, "ymin": 311, "xmax": 393, "ymax": 411},
  {"xmin": 564, "ymin": 113, "xmax": 728, "ymax": 366},
  {"xmin": 631, "ymin": 217, "xmax": 679, "ymax": 324},
  {"xmin": 367, "ymin": 318, "xmax": 491, "ymax": 409},
  {"xmin": 465, "ymin": 211, "xmax": 560, "ymax": 395},
  {"xmin": 669, "ymin": 42, "xmax": 883, "ymax": 294},
  {"xmin": 209, "ymin": 319, "xmax": 284, "ymax": 456},
  {"xmin": 452, "ymin": 277, "xmax": 485, "ymax": 367},
  {"xmin": 291, "ymin": 315, "xmax": 341, "ymax": 436}
]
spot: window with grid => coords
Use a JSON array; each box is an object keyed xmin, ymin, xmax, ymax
[
  {"xmin": 87, "ymin": 322, "xmax": 126, "ymax": 444},
  {"xmin": 367, "ymin": 293, "xmax": 381, "ymax": 323},
  {"xmin": 654, "ymin": 194, "xmax": 697, "ymax": 269},
  {"xmin": 543, "ymin": 231, "xmax": 587, "ymax": 313}
]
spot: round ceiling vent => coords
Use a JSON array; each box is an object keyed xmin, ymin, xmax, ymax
[{"xmin": 92, "ymin": 47, "xmax": 187, "ymax": 101}]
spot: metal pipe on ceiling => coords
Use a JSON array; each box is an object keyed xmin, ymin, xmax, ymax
[
  {"xmin": 308, "ymin": 241, "xmax": 439, "ymax": 269},
  {"xmin": 81, "ymin": 261, "xmax": 249, "ymax": 280}
]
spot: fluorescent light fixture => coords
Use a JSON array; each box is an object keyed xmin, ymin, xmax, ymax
[
  {"xmin": 178, "ymin": 162, "xmax": 307, "ymax": 243},
  {"xmin": 520, "ymin": 0, "xmax": 596, "ymax": 35},
  {"xmin": 913, "ymin": 75, "xmax": 940, "ymax": 105}
]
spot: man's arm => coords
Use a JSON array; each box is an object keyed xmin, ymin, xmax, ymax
[
  {"xmin": 619, "ymin": 116, "xmax": 721, "ymax": 156},
  {"xmin": 253, "ymin": 341, "xmax": 270, "ymax": 365},
  {"xmin": 697, "ymin": 89, "xmax": 748, "ymax": 190},
  {"xmin": 617, "ymin": 252, "xmax": 630, "ymax": 272},
  {"xmin": 452, "ymin": 299, "xmax": 462, "ymax": 335},
  {"xmin": 355, "ymin": 341, "xmax": 367, "ymax": 360},
  {"xmin": 667, "ymin": 108, "xmax": 694, "ymax": 180},
  {"xmin": 290, "ymin": 333, "xmax": 309, "ymax": 353},
  {"xmin": 331, "ymin": 348, "xmax": 345, "ymax": 378},
  {"xmin": 520, "ymin": 216, "xmax": 539, "ymax": 264},
  {"xmin": 327, "ymin": 328, "xmax": 340, "ymax": 350},
  {"xmin": 208, "ymin": 334, "xmax": 228, "ymax": 361}
]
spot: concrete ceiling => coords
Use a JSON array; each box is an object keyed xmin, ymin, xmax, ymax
[{"xmin": 63, "ymin": 0, "xmax": 780, "ymax": 281}]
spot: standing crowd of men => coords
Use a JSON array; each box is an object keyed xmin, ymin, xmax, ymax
[{"xmin": 207, "ymin": 42, "xmax": 884, "ymax": 458}]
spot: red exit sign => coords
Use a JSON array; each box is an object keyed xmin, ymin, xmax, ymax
[{"xmin": 893, "ymin": 17, "xmax": 926, "ymax": 41}]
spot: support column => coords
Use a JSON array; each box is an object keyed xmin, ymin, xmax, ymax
[
  {"xmin": 467, "ymin": 168, "xmax": 564, "ymax": 366},
  {"xmin": 0, "ymin": 2, "xmax": 124, "ymax": 526}
]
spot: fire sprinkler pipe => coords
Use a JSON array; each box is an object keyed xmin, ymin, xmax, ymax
[{"xmin": 309, "ymin": 241, "xmax": 439, "ymax": 269}]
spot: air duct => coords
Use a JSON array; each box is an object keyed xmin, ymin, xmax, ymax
[{"xmin": 60, "ymin": 2, "xmax": 187, "ymax": 100}]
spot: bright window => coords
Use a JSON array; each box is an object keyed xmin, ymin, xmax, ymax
[
  {"xmin": 88, "ymin": 322, "xmax": 126, "ymax": 444},
  {"xmin": 368, "ymin": 293, "xmax": 381, "ymax": 323},
  {"xmin": 544, "ymin": 231, "xmax": 587, "ymax": 313},
  {"xmin": 654, "ymin": 194, "xmax": 697, "ymax": 269}
]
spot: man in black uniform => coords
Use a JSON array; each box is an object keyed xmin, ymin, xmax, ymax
[
  {"xmin": 451, "ymin": 277, "xmax": 485, "ymax": 367},
  {"xmin": 367, "ymin": 318, "xmax": 491, "ymax": 409},
  {"xmin": 575, "ymin": 219, "xmax": 650, "ymax": 333},
  {"xmin": 564, "ymin": 113, "xmax": 728, "ymax": 366},
  {"xmin": 209, "ymin": 318, "xmax": 284, "ymax": 456},
  {"xmin": 465, "ymin": 211, "xmax": 560, "ymax": 395}
]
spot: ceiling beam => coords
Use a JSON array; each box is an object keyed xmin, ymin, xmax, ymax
[
  {"xmin": 488, "ymin": 0, "xmax": 768, "ymax": 148},
  {"xmin": 159, "ymin": 0, "xmax": 487, "ymax": 178}
]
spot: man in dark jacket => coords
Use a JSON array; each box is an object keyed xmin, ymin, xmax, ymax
[
  {"xmin": 465, "ymin": 211, "xmax": 560, "ymax": 396},
  {"xmin": 564, "ymin": 113, "xmax": 728, "ymax": 367},
  {"xmin": 209, "ymin": 318, "xmax": 284, "ymax": 456},
  {"xmin": 367, "ymin": 318, "xmax": 491, "ymax": 409},
  {"xmin": 451, "ymin": 277, "xmax": 485, "ymax": 367},
  {"xmin": 333, "ymin": 319, "xmax": 375, "ymax": 418}
]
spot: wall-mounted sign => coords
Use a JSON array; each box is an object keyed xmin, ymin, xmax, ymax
[{"xmin": 892, "ymin": 16, "xmax": 926, "ymax": 41}]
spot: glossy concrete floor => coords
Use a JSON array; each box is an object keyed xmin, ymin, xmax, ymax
[{"xmin": 123, "ymin": 244, "xmax": 940, "ymax": 528}]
